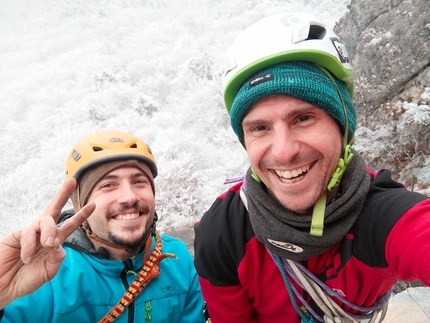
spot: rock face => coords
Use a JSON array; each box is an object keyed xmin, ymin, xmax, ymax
[
  {"xmin": 335, "ymin": 0, "xmax": 429, "ymax": 111},
  {"xmin": 335, "ymin": 0, "xmax": 430, "ymax": 190}
]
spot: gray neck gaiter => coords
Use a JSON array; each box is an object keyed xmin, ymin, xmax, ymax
[{"xmin": 245, "ymin": 151, "xmax": 370, "ymax": 261}]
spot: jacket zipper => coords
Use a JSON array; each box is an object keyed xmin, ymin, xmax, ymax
[{"xmin": 121, "ymin": 259, "xmax": 136, "ymax": 323}]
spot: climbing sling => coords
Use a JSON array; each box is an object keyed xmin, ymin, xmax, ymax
[{"xmin": 272, "ymin": 254, "xmax": 390, "ymax": 323}]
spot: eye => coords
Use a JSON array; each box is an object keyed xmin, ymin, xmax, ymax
[
  {"xmin": 254, "ymin": 125, "xmax": 268, "ymax": 131},
  {"xmin": 297, "ymin": 115, "xmax": 312, "ymax": 122},
  {"xmin": 100, "ymin": 182, "xmax": 116, "ymax": 189},
  {"xmin": 246, "ymin": 124, "xmax": 269, "ymax": 133},
  {"xmin": 133, "ymin": 176, "xmax": 150, "ymax": 185}
]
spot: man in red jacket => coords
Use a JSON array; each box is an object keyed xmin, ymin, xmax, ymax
[{"xmin": 194, "ymin": 12, "xmax": 430, "ymax": 323}]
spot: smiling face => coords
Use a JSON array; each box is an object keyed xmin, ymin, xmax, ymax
[
  {"xmin": 242, "ymin": 95, "xmax": 342, "ymax": 213},
  {"xmin": 85, "ymin": 166, "xmax": 155, "ymax": 257}
]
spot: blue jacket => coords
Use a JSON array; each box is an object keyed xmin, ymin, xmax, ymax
[{"xmin": 2, "ymin": 219, "xmax": 205, "ymax": 323}]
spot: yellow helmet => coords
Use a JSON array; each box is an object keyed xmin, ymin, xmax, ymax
[{"xmin": 65, "ymin": 130, "xmax": 157, "ymax": 180}]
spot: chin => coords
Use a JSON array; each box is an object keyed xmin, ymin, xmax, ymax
[{"xmin": 109, "ymin": 232, "xmax": 146, "ymax": 249}]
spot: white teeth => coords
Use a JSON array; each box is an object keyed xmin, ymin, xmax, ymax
[
  {"xmin": 275, "ymin": 165, "xmax": 310, "ymax": 179},
  {"xmin": 114, "ymin": 212, "xmax": 140, "ymax": 220}
]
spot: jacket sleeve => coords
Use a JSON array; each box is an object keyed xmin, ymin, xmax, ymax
[
  {"xmin": 194, "ymin": 183, "xmax": 257, "ymax": 322},
  {"xmin": 385, "ymin": 198, "xmax": 430, "ymax": 285},
  {"xmin": 1, "ymin": 282, "xmax": 54, "ymax": 322},
  {"xmin": 180, "ymin": 255, "xmax": 206, "ymax": 323},
  {"xmin": 199, "ymin": 277, "xmax": 257, "ymax": 323}
]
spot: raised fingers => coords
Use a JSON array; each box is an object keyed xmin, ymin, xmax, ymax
[
  {"xmin": 57, "ymin": 202, "xmax": 95, "ymax": 243},
  {"xmin": 38, "ymin": 178, "xmax": 77, "ymax": 247},
  {"xmin": 43, "ymin": 178, "xmax": 77, "ymax": 223},
  {"xmin": 19, "ymin": 179, "xmax": 78, "ymax": 263}
]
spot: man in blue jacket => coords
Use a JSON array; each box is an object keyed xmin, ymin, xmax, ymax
[{"xmin": 0, "ymin": 129, "xmax": 205, "ymax": 322}]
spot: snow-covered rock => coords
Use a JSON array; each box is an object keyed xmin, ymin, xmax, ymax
[{"xmin": 385, "ymin": 287, "xmax": 430, "ymax": 323}]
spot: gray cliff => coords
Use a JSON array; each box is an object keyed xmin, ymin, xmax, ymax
[{"xmin": 335, "ymin": 0, "xmax": 430, "ymax": 192}]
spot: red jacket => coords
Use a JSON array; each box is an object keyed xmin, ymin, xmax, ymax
[{"xmin": 194, "ymin": 169, "xmax": 430, "ymax": 322}]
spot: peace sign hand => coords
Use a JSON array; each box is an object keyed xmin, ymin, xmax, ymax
[{"xmin": 0, "ymin": 178, "xmax": 95, "ymax": 309}]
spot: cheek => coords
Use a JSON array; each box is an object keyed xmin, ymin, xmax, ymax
[
  {"xmin": 310, "ymin": 123, "xmax": 342, "ymax": 153},
  {"xmin": 244, "ymin": 137, "xmax": 266, "ymax": 164},
  {"xmin": 246, "ymin": 146, "xmax": 263, "ymax": 169},
  {"xmin": 87, "ymin": 196, "xmax": 111, "ymax": 219},
  {"xmin": 320, "ymin": 137, "xmax": 343, "ymax": 175},
  {"xmin": 140, "ymin": 189, "xmax": 155, "ymax": 204},
  {"xmin": 86, "ymin": 211, "xmax": 103, "ymax": 230},
  {"xmin": 86, "ymin": 190, "xmax": 108, "ymax": 206}
]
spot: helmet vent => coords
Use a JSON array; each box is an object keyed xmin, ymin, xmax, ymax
[
  {"xmin": 92, "ymin": 146, "xmax": 104, "ymax": 152},
  {"xmin": 130, "ymin": 143, "xmax": 137, "ymax": 148},
  {"xmin": 306, "ymin": 25, "xmax": 326, "ymax": 40}
]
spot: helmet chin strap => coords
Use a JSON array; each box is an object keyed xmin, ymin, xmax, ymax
[
  {"xmin": 309, "ymin": 141, "xmax": 353, "ymax": 236},
  {"xmin": 309, "ymin": 65, "xmax": 354, "ymax": 237}
]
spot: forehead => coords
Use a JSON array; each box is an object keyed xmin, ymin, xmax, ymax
[{"xmin": 103, "ymin": 166, "xmax": 148, "ymax": 178}]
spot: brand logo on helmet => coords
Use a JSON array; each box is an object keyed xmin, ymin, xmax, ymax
[
  {"xmin": 331, "ymin": 37, "xmax": 349, "ymax": 64},
  {"xmin": 268, "ymin": 239, "xmax": 304, "ymax": 253},
  {"xmin": 71, "ymin": 150, "xmax": 81, "ymax": 161},
  {"xmin": 249, "ymin": 73, "xmax": 273, "ymax": 87},
  {"xmin": 279, "ymin": 14, "xmax": 300, "ymax": 28},
  {"xmin": 109, "ymin": 137, "xmax": 124, "ymax": 143}
]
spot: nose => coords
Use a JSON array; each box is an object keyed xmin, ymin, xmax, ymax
[
  {"xmin": 271, "ymin": 127, "xmax": 300, "ymax": 163},
  {"xmin": 117, "ymin": 183, "xmax": 140, "ymax": 206}
]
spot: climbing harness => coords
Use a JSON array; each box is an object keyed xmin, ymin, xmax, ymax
[{"xmin": 97, "ymin": 231, "xmax": 176, "ymax": 323}]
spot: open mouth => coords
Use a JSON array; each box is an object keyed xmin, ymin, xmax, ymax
[{"xmin": 275, "ymin": 163, "xmax": 312, "ymax": 184}]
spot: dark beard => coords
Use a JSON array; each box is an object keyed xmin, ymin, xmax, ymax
[
  {"xmin": 106, "ymin": 202, "xmax": 152, "ymax": 250},
  {"xmin": 107, "ymin": 230, "xmax": 148, "ymax": 251}
]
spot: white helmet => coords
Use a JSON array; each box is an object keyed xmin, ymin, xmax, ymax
[{"xmin": 223, "ymin": 12, "xmax": 353, "ymax": 113}]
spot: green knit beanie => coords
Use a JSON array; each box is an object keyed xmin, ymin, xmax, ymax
[{"xmin": 230, "ymin": 61, "xmax": 356, "ymax": 144}]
